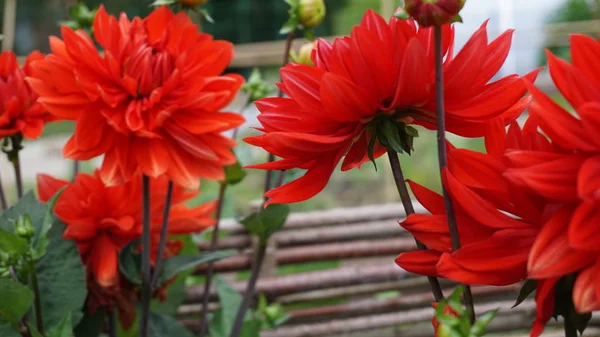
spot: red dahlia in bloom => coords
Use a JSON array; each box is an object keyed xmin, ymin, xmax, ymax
[
  {"xmin": 0, "ymin": 51, "xmax": 54, "ymax": 139},
  {"xmin": 504, "ymin": 34, "xmax": 600, "ymax": 316},
  {"xmin": 245, "ymin": 9, "xmax": 536, "ymax": 205},
  {"xmin": 28, "ymin": 6, "xmax": 244, "ymax": 188}
]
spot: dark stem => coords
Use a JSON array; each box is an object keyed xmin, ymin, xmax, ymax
[
  {"xmin": 9, "ymin": 267, "xmax": 32, "ymax": 337},
  {"xmin": 30, "ymin": 266, "xmax": 44, "ymax": 335},
  {"xmin": 564, "ymin": 318, "xmax": 578, "ymax": 337},
  {"xmin": 199, "ymin": 182, "xmax": 227, "ymax": 337},
  {"xmin": 139, "ymin": 175, "xmax": 151, "ymax": 337},
  {"xmin": 9, "ymin": 134, "xmax": 23, "ymax": 199},
  {"xmin": 150, "ymin": 181, "xmax": 174, "ymax": 289},
  {"xmin": 274, "ymin": 170, "xmax": 285, "ymax": 189},
  {"xmin": 433, "ymin": 26, "xmax": 475, "ymax": 319},
  {"xmin": 72, "ymin": 160, "xmax": 80, "ymax": 179},
  {"xmin": 229, "ymin": 244, "xmax": 267, "ymax": 337},
  {"xmin": 263, "ymin": 31, "xmax": 295, "ymax": 202},
  {"xmin": 0, "ymin": 169, "xmax": 7, "ymax": 211},
  {"xmin": 108, "ymin": 310, "xmax": 117, "ymax": 337},
  {"xmin": 386, "ymin": 149, "xmax": 444, "ymax": 302}
]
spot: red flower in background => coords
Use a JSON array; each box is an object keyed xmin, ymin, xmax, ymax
[
  {"xmin": 0, "ymin": 51, "xmax": 54, "ymax": 139},
  {"xmin": 28, "ymin": 6, "xmax": 244, "ymax": 188},
  {"xmin": 245, "ymin": 9, "xmax": 536, "ymax": 205},
  {"xmin": 37, "ymin": 171, "xmax": 215, "ymax": 326},
  {"xmin": 504, "ymin": 34, "xmax": 600, "ymax": 315}
]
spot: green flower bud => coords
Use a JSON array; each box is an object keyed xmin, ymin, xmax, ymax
[
  {"xmin": 14, "ymin": 215, "xmax": 34, "ymax": 239},
  {"xmin": 298, "ymin": 0, "xmax": 326, "ymax": 29},
  {"xmin": 290, "ymin": 41, "xmax": 315, "ymax": 66}
]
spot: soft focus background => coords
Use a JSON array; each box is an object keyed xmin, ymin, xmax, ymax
[{"xmin": 2, "ymin": 0, "xmax": 596, "ymax": 217}]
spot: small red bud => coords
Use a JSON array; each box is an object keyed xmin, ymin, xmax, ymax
[{"xmin": 404, "ymin": 0, "xmax": 466, "ymax": 27}]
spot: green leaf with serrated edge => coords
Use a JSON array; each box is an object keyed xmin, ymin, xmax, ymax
[
  {"xmin": 46, "ymin": 313, "xmax": 72, "ymax": 337},
  {"xmin": 73, "ymin": 308, "xmax": 104, "ymax": 337},
  {"xmin": 470, "ymin": 310, "xmax": 497, "ymax": 337},
  {"xmin": 35, "ymin": 221, "xmax": 86, "ymax": 329},
  {"xmin": 0, "ymin": 228, "xmax": 29, "ymax": 254},
  {"xmin": 512, "ymin": 279, "xmax": 537, "ymax": 308},
  {"xmin": 156, "ymin": 250, "xmax": 234, "ymax": 287},
  {"xmin": 34, "ymin": 187, "xmax": 65, "ymax": 260},
  {"xmin": 118, "ymin": 240, "xmax": 141, "ymax": 285},
  {"xmin": 0, "ymin": 278, "xmax": 34, "ymax": 325},
  {"xmin": 224, "ymin": 161, "xmax": 246, "ymax": 186},
  {"xmin": 240, "ymin": 204, "xmax": 290, "ymax": 244},
  {"xmin": 147, "ymin": 312, "xmax": 194, "ymax": 337},
  {"xmin": 381, "ymin": 121, "xmax": 404, "ymax": 154}
]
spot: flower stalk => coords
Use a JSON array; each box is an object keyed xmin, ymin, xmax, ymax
[
  {"xmin": 108, "ymin": 310, "xmax": 117, "ymax": 337},
  {"xmin": 139, "ymin": 175, "xmax": 152, "ymax": 337},
  {"xmin": 8, "ymin": 133, "xmax": 24, "ymax": 199},
  {"xmin": 150, "ymin": 181, "xmax": 175, "ymax": 289},
  {"xmin": 433, "ymin": 25, "xmax": 475, "ymax": 319},
  {"xmin": 386, "ymin": 149, "xmax": 444, "ymax": 302},
  {"xmin": 10, "ymin": 266, "xmax": 32, "ymax": 337},
  {"xmin": 0, "ymin": 171, "xmax": 7, "ymax": 211},
  {"xmin": 29, "ymin": 263, "xmax": 44, "ymax": 335},
  {"xmin": 199, "ymin": 182, "xmax": 227, "ymax": 337}
]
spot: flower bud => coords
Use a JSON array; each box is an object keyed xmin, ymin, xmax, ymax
[
  {"xmin": 404, "ymin": 0, "xmax": 466, "ymax": 27},
  {"xmin": 14, "ymin": 215, "xmax": 34, "ymax": 239},
  {"xmin": 290, "ymin": 42, "xmax": 315, "ymax": 66},
  {"xmin": 298, "ymin": 0, "xmax": 326, "ymax": 29},
  {"xmin": 179, "ymin": 0, "xmax": 209, "ymax": 6}
]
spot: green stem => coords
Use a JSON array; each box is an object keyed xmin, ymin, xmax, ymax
[
  {"xmin": 386, "ymin": 149, "xmax": 444, "ymax": 302},
  {"xmin": 9, "ymin": 266, "xmax": 32, "ymax": 337},
  {"xmin": 139, "ymin": 175, "xmax": 151, "ymax": 337},
  {"xmin": 433, "ymin": 25, "xmax": 475, "ymax": 320},
  {"xmin": 30, "ymin": 265, "xmax": 44, "ymax": 335},
  {"xmin": 150, "ymin": 181, "xmax": 174, "ymax": 289},
  {"xmin": 0, "ymin": 168, "xmax": 7, "ymax": 211},
  {"xmin": 9, "ymin": 134, "xmax": 23, "ymax": 199},
  {"xmin": 108, "ymin": 310, "xmax": 117, "ymax": 337},
  {"xmin": 199, "ymin": 182, "xmax": 227, "ymax": 337},
  {"xmin": 229, "ymin": 243, "xmax": 267, "ymax": 337}
]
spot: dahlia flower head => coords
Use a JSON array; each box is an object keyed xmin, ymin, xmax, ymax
[
  {"xmin": 0, "ymin": 51, "xmax": 54, "ymax": 140},
  {"xmin": 28, "ymin": 5, "xmax": 244, "ymax": 189},
  {"xmin": 245, "ymin": 9, "xmax": 537, "ymax": 205}
]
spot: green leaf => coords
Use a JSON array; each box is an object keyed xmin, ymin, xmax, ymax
[
  {"xmin": 34, "ymin": 188, "xmax": 65, "ymax": 260},
  {"xmin": 279, "ymin": 18, "xmax": 298, "ymax": 35},
  {"xmin": 119, "ymin": 240, "xmax": 141, "ymax": 285},
  {"xmin": 35, "ymin": 221, "xmax": 86, "ymax": 330},
  {"xmin": 224, "ymin": 161, "xmax": 246, "ymax": 186},
  {"xmin": 74, "ymin": 309, "xmax": 104, "ymax": 337},
  {"xmin": 0, "ymin": 278, "xmax": 34, "ymax": 325},
  {"xmin": 366, "ymin": 128, "xmax": 378, "ymax": 171},
  {"xmin": 470, "ymin": 310, "xmax": 497, "ymax": 337},
  {"xmin": 46, "ymin": 313, "xmax": 72, "ymax": 337},
  {"xmin": 437, "ymin": 324, "xmax": 463, "ymax": 337},
  {"xmin": 0, "ymin": 228, "xmax": 29, "ymax": 255},
  {"xmin": 393, "ymin": 8, "xmax": 410, "ymax": 20},
  {"xmin": 148, "ymin": 312, "xmax": 194, "ymax": 337},
  {"xmin": 240, "ymin": 204, "xmax": 290, "ymax": 244},
  {"xmin": 150, "ymin": 0, "xmax": 177, "ymax": 6},
  {"xmin": 209, "ymin": 276, "xmax": 243, "ymax": 337},
  {"xmin": 239, "ymin": 319, "xmax": 261, "ymax": 337},
  {"xmin": 29, "ymin": 326, "xmax": 44, "ymax": 337},
  {"xmin": 0, "ymin": 325, "xmax": 20, "ymax": 337},
  {"xmin": 156, "ymin": 250, "xmax": 234, "ymax": 287},
  {"xmin": 0, "ymin": 193, "xmax": 45, "ymax": 234},
  {"xmin": 197, "ymin": 9, "xmax": 215, "ymax": 24},
  {"xmin": 512, "ymin": 279, "xmax": 537, "ymax": 308},
  {"xmin": 381, "ymin": 121, "xmax": 405, "ymax": 154}
]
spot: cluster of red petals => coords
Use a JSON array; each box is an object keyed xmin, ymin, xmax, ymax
[
  {"xmin": 0, "ymin": 51, "xmax": 54, "ymax": 140},
  {"xmin": 28, "ymin": 5, "xmax": 244, "ymax": 189},
  {"xmin": 37, "ymin": 171, "xmax": 215, "ymax": 325},
  {"xmin": 505, "ymin": 34, "xmax": 600, "ymax": 316},
  {"xmin": 246, "ymin": 9, "xmax": 536, "ymax": 205}
]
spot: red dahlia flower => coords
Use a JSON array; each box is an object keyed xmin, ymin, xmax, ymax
[
  {"xmin": 28, "ymin": 6, "xmax": 244, "ymax": 188},
  {"xmin": 0, "ymin": 51, "xmax": 54, "ymax": 139},
  {"xmin": 503, "ymin": 34, "xmax": 600, "ymax": 316},
  {"xmin": 37, "ymin": 171, "xmax": 216, "ymax": 289},
  {"xmin": 245, "ymin": 10, "xmax": 536, "ymax": 205}
]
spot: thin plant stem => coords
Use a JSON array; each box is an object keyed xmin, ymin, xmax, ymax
[
  {"xmin": 9, "ymin": 134, "xmax": 23, "ymax": 199},
  {"xmin": 139, "ymin": 175, "xmax": 151, "ymax": 337},
  {"xmin": 229, "ymin": 243, "xmax": 267, "ymax": 337},
  {"xmin": 199, "ymin": 182, "xmax": 227, "ymax": 337},
  {"xmin": 263, "ymin": 31, "xmax": 295, "ymax": 202},
  {"xmin": 108, "ymin": 310, "xmax": 117, "ymax": 337},
  {"xmin": 0, "ymin": 169, "xmax": 8, "ymax": 211},
  {"xmin": 433, "ymin": 25, "xmax": 475, "ymax": 319},
  {"xmin": 386, "ymin": 149, "xmax": 444, "ymax": 302},
  {"xmin": 274, "ymin": 170, "xmax": 285, "ymax": 189},
  {"xmin": 564, "ymin": 318, "xmax": 577, "ymax": 337},
  {"xmin": 73, "ymin": 161, "xmax": 80, "ymax": 179},
  {"xmin": 150, "ymin": 181, "xmax": 174, "ymax": 289},
  {"xmin": 10, "ymin": 267, "xmax": 32, "ymax": 337},
  {"xmin": 30, "ymin": 266, "xmax": 44, "ymax": 335},
  {"xmin": 1, "ymin": 0, "xmax": 16, "ymax": 51}
]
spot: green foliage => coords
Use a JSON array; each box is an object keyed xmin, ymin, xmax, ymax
[
  {"xmin": 73, "ymin": 309, "xmax": 104, "ymax": 337},
  {"xmin": 119, "ymin": 240, "xmax": 142, "ymax": 285},
  {"xmin": 366, "ymin": 116, "xmax": 420, "ymax": 169},
  {"xmin": 0, "ymin": 278, "xmax": 34, "ymax": 325},
  {"xmin": 553, "ymin": 275, "xmax": 592, "ymax": 335},
  {"xmin": 239, "ymin": 204, "xmax": 290, "ymax": 245},
  {"xmin": 241, "ymin": 69, "xmax": 276, "ymax": 103},
  {"xmin": 256, "ymin": 294, "xmax": 290, "ymax": 329},
  {"xmin": 513, "ymin": 279, "xmax": 537, "ymax": 308},
  {"xmin": 46, "ymin": 313, "xmax": 73, "ymax": 337},
  {"xmin": 224, "ymin": 159, "xmax": 247, "ymax": 186},
  {"xmin": 0, "ymin": 229, "xmax": 30, "ymax": 255},
  {"xmin": 155, "ymin": 250, "xmax": 234, "ymax": 287},
  {"xmin": 148, "ymin": 312, "xmax": 195, "ymax": 337},
  {"xmin": 209, "ymin": 276, "xmax": 262, "ymax": 337},
  {"xmin": 58, "ymin": 0, "xmax": 98, "ymax": 32},
  {"xmin": 435, "ymin": 287, "xmax": 497, "ymax": 337}
]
